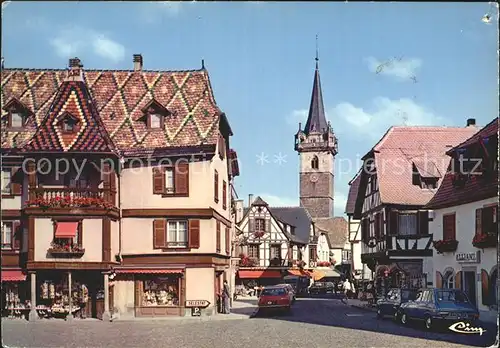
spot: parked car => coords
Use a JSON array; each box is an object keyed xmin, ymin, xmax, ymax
[
  {"xmin": 397, "ymin": 288, "xmax": 480, "ymax": 330},
  {"xmin": 376, "ymin": 288, "xmax": 418, "ymax": 320},
  {"xmin": 309, "ymin": 282, "xmax": 334, "ymax": 295},
  {"xmin": 277, "ymin": 284, "xmax": 296, "ymax": 303},
  {"xmin": 258, "ymin": 285, "xmax": 293, "ymax": 313},
  {"xmin": 283, "ymin": 275, "xmax": 310, "ymax": 297}
]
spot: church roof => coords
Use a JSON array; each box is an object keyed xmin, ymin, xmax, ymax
[{"xmin": 303, "ymin": 61, "xmax": 328, "ymax": 134}]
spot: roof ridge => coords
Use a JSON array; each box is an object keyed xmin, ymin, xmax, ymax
[{"xmin": 2, "ymin": 68, "xmax": 206, "ymax": 73}]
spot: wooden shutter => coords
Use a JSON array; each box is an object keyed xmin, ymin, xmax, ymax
[
  {"xmin": 188, "ymin": 219, "xmax": 200, "ymax": 248},
  {"xmin": 481, "ymin": 269, "xmax": 491, "ymax": 305},
  {"xmin": 435, "ymin": 271, "xmax": 443, "ymax": 289},
  {"xmin": 12, "ymin": 221, "xmax": 21, "ymax": 250},
  {"xmin": 10, "ymin": 167, "xmax": 21, "ymax": 195},
  {"xmin": 418, "ymin": 211, "xmax": 429, "ymax": 235},
  {"xmin": 152, "ymin": 167, "xmax": 165, "ymax": 194},
  {"xmin": 153, "ymin": 219, "xmax": 166, "ymax": 249},
  {"xmin": 389, "ymin": 210, "xmax": 399, "ymax": 235},
  {"xmin": 248, "ymin": 218, "xmax": 255, "ymax": 232},
  {"xmin": 216, "ymin": 221, "xmax": 221, "ymax": 252},
  {"xmin": 214, "ymin": 171, "xmax": 219, "ymax": 203},
  {"xmin": 222, "ymin": 181, "xmax": 227, "ymax": 210},
  {"xmin": 475, "ymin": 208, "xmax": 482, "ymax": 236},
  {"xmin": 265, "ymin": 219, "xmax": 271, "ymax": 233},
  {"xmin": 374, "ymin": 214, "xmax": 380, "ymax": 239},
  {"xmin": 443, "ymin": 214, "xmax": 456, "ymax": 240},
  {"xmin": 287, "ymin": 246, "xmax": 293, "ymax": 261},
  {"xmin": 455, "ymin": 271, "xmax": 462, "ymax": 289},
  {"xmin": 225, "ymin": 227, "xmax": 230, "ymax": 254},
  {"xmin": 175, "ymin": 162, "xmax": 189, "ymax": 196}
]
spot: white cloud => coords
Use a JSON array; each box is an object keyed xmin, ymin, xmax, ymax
[
  {"xmin": 288, "ymin": 97, "xmax": 448, "ymax": 141},
  {"xmin": 366, "ymin": 56, "xmax": 422, "ymax": 81},
  {"xmin": 49, "ymin": 27, "xmax": 125, "ymax": 63}
]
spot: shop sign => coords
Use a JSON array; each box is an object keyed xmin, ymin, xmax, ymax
[
  {"xmin": 456, "ymin": 251, "xmax": 480, "ymax": 263},
  {"xmin": 185, "ymin": 300, "xmax": 210, "ymax": 308}
]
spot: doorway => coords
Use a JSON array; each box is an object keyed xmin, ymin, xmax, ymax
[{"xmin": 461, "ymin": 269, "xmax": 477, "ymax": 306}]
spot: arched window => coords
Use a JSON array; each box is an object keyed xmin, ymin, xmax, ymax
[
  {"xmin": 311, "ymin": 156, "xmax": 319, "ymax": 170},
  {"xmin": 444, "ymin": 271, "xmax": 455, "ymax": 289}
]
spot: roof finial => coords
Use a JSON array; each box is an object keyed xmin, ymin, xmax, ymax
[
  {"xmin": 315, "ymin": 34, "xmax": 319, "ymax": 68},
  {"xmin": 201, "ymin": 59, "xmax": 205, "ymax": 70}
]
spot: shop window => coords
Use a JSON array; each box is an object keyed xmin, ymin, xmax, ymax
[
  {"xmin": 142, "ymin": 278, "xmax": 179, "ymax": 306},
  {"xmin": 398, "ymin": 213, "xmax": 417, "ymax": 236},
  {"xmin": 1, "ymin": 169, "xmax": 11, "ymax": 194},
  {"xmin": 167, "ymin": 220, "xmax": 188, "ymax": 247}
]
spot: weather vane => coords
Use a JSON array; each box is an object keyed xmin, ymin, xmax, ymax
[{"xmin": 315, "ymin": 34, "xmax": 319, "ymax": 62}]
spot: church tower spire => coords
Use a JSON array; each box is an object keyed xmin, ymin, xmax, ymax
[{"xmin": 294, "ymin": 40, "xmax": 338, "ymax": 219}]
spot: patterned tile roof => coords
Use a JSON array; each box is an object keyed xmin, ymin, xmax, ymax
[
  {"xmin": 363, "ymin": 126, "xmax": 479, "ymax": 206},
  {"xmin": 1, "ymin": 66, "xmax": 224, "ymax": 154},
  {"xmin": 345, "ymin": 169, "xmax": 362, "ymax": 215}
]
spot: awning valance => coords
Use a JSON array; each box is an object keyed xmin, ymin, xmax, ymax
[
  {"xmin": 287, "ymin": 269, "xmax": 311, "ymax": 277},
  {"xmin": 114, "ymin": 269, "xmax": 183, "ymax": 274},
  {"xmin": 55, "ymin": 222, "xmax": 78, "ymax": 238},
  {"xmin": 238, "ymin": 270, "xmax": 282, "ymax": 279},
  {"xmin": 2, "ymin": 270, "xmax": 26, "ymax": 282}
]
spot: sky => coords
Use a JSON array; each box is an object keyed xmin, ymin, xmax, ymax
[{"xmin": 2, "ymin": 1, "xmax": 498, "ymax": 215}]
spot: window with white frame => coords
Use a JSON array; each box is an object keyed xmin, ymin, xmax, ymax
[
  {"xmin": 167, "ymin": 220, "xmax": 187, "ymax": 247},
  {"xmin": 1, "ymin": 222, "xmax": 13, "ymax": 249},
  {"xmin": 1, "ymin": 169, "xmax": 12, "ymax": 194},
  {"xmin": 444, "ymin": 271, "xmax": 455, "ymax": 289},
  {"xmin": 398, "ymin": 213, "xmax": 417, "ymax": 235},
  {"xmin": 11, "ymin": 112, "xmax": 24, "ymax": 128},
  {"xmin": 165, "ymin": 168, "xmax": 174, "ymax": 193},
  {"xmin": 149, "ymin": 114, "xmax": 162, "ymax": 128}
]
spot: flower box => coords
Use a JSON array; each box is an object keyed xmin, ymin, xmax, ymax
[
  {"xmin": 432, "ymin": 239, "xmax": 459, "ymax": 254},
  {"xmin": 472, "ymin": 233, "xmax": 497, "ymax": 249},
  {"xmin": 26, "ymin": 196, "xmax": 113, "ymax": 210},
  {"xmin": 47, "ymin": 248, "xmax": 85, "ymax": 258},
  {"xmin": 253, "ymin": 231, "xmax": 265, "ymax": 238},
  {"xmin": 317, "ymin": 261, "xmax": 331, "ymax": 267}
]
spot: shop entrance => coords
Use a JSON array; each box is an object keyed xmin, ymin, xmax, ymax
[{"xmin": 461, "ymin": 269, "xmax": 477, "ymax": 306}]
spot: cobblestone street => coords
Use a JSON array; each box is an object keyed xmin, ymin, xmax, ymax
[{"xmin": 2, "ymin": 297, "xmax": 495, "ymax": 348}]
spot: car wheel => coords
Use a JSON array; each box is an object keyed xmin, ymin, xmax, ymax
[
  {"xmin": 376, "ymin": 308, "xmax": 382, "ymax": 319},
  {"xmin": 400, "ymin": 312, "xmax": 408, "ymax": 325},
  {"xmin": 425, "ymin": 316, "xmax": 433, "ymax": 330}
]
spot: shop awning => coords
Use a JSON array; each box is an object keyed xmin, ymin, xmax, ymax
[
  {"xmin": 55, "ymin": 222, "xmax": 78, "ymax": 238},
  {"xmin": 311, "ymin": 270, "xmax": 326, "ymax": 281},
  {"xmin": 287, "ymin": 269, "xmax": 311, "ymax": 277},
  {"xmin": 238, "ymin": 270, "xmax": 282, "ymax": 279},
  {"xmin": 114, "ymin": 269, "xmax": 183, "ymax": 274},
  {"xmin": 2, "ymin": 270, "xmax": 26, "ymax": 282}
]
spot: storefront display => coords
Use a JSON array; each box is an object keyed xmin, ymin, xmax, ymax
[
  {"xmin": 142, "ymin": 278, "xmax": 179, "ymax": 306},
  {"xmin": 2, "ymin": 282, "xmax": 29, "ymax": 319},
  {"xmin": 38, "ymin": 279, "xmax": 89, "ymax": 319}
]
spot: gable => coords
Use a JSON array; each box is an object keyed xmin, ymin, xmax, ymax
[{"xmin": 238, "ymin": 205, "xmax": 289, "ymax": 243}]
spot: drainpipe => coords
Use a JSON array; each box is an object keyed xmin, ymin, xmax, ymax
[{"xmin": 117, "ymin": 157, "xmax": 124, "ymax": 262}]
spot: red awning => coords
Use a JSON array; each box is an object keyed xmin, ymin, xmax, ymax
[
  {"xmin": 114, "ymin": 269, "xmax": 183, "ymax": 274},
  {"xmin": 238, "ymin": 270, "xmax": 282, "ymax": 279},
  {"xmin": 55, "ymin": 222, "xmax": 78, "ymax": 238},
  {"xmin": 2, "ymin": 270, "xmax": 26, "ymax": 282}
]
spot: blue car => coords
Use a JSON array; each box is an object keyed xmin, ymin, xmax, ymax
[
  {"xmin": 376, "ymin": 288, "xmax": 418, "ymax": 320},
  {"xmin": 397, "ymin": 288, "xmax": 480, "ymax": 330}
]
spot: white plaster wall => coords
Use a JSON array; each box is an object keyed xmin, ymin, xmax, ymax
[
  {"xmin": 113, "ymin": 277, "xmax": 135, "ymax": 318},
  {"xmin": 186, "ymin": 268, "xmax": 215, "ymax": 311}
]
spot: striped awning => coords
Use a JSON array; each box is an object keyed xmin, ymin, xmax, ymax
[
  {"xmin": 2, "ymin": 270, "xmax": 26, "ymax": 282},
  {"xmin": 114, "ymin": 269, "xmax": 183, "ymax": 274}
]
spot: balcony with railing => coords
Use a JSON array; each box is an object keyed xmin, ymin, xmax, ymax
[{"xmin": 26, "ymin": 187, "xmax": 116, "ymax": 210}]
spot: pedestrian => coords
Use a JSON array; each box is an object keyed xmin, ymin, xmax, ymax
[
  {"xmin": 342, "ymin": 278, "xmax": 351, "ymax": 303},
  {"xmin": 222, "ymin": 280, "xmax": 231, "ymax": 314}
]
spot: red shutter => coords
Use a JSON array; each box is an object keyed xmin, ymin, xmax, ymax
[
  {"xmin": 418, "ymin": 211, "xmax": 429, "ymax": 235},
  {"xmin": 389, "ymin": 210, "xmax": 399, "ymax": 235},
  {"xmin": 222, "ymin": 181, "xmax": 227, "ymax": 210},
  {"xmin": 152, "ymin": 167, "xmax": 165, "ymax": 194},
  {"xmin": 455, "ymin": 271, "xmax": 462, "ymax": 289},
  {"xmin": 216, "ymin": 221, "xmax": 221, "ymax": 253},
  {"xmin": 435, "ymin": 271, "xmax": 443, "ymax": 289},
  {"xmin": 11, "ymin": 167, "xmax": 21, "ymax": 195},
  {"xmin": 443, "ymin": 214, "xmax": 456, "ymax": 240},
  {"xmin": 481, "ymin": 269, "xmax": 491, "ymax": 305},
  {"xmin": 248, "ymin": 218, "xmax": 255, "ymax": 232},
  {"xmin": 189, "ymin": 220, "xmax": 200, "ymax": 248},
  {"xmin": 153, "ymin": 219, "xmax": 166, "ymax": 249},
  {"xmin": 13, "ymin": 221, "xmax": 21, "ymax": 250},
  {"xmin": 175, "ymin": 162, "xmax": 189, "ymax": 196},
  {"xmin": 214, "ymin": 171, "xmax": 219, "ymax": 203},
  {"xmin": 225, "ymin": 227, "xmax": 230, "ymax": 254},
  {"xmin": 475, "ymin": 208, "xmax": 482, "ymax": 236}
]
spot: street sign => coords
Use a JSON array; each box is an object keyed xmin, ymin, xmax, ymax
[
  {"xmin": 191, "ymin": 307, "xmax": 201, "ymax": 317},
  {"xmin": 185, "ymin": 300, "xmax": 210, "ymax": 308}
]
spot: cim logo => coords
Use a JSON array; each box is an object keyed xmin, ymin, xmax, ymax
[{"xmin": 448, "ymin": 322, "xmax": 486, "ymax": 336}]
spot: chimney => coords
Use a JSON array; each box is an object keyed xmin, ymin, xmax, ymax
[
  {"xmin": 248, "ymin": 194, "xmax": 254, "ymax": 207},
  {"xmin": 69, "ymin": 57, "xmax": 82, "ymax": 68},
  {"xmin": 235, "ymin": 199, "xmax": 244, "ymax": 223},
  {"xmin": 466, "ymin": 118, "xmax": 476, "ymax": 127},
  {"xmin": 133, "ymin": 54, "xmax": 143, "ymax": 71},
  {"xmin": 67, "ymin": 57, "xmax": 83, "ymax": 81}
]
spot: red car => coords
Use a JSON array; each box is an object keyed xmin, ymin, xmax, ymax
[{"xmin": 258, "ymin": 285, "xmax": 292, "ymax": 313}]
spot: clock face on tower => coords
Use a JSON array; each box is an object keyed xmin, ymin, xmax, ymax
[{"xmin": 310, "ymin": 173, "xmax": 319, "ymax": 183}]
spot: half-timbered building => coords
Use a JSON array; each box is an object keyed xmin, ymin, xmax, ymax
[
  {"xmin": 1, "ymin": 55, "xmax": 240, "ymax": 320},
  {"xmin": 353, "ymin": 120, "xmax": 479, "ymax": 294},
  {"xmin": 426, "ymin": 118, "xmax": 498, "ymax": 323}
]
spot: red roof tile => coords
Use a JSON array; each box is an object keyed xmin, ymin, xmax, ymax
[{"xmin": 1, "ymin": 67, "xmax": 223, "ymax": 154}]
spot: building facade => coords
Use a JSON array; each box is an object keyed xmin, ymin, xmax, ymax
[
  {"xmin": 1, "ymin": 55, "xmax": 240, "ymax": 320},
  {"xmin": 426, "ymin": 118, "xmax": 498, "ymax": 322},
  {"xmin": 353, "ymin": 121, "xmax": 479, "ymax": 294}
]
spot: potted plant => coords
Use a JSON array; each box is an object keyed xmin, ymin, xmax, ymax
[
  {"xmin": 48, "ymin": 241, "xmax": 85, "ymax": 258},
  {"xmin": 472, "ymin": 233, "xmax": 497, "ymax": 249},
  {"xmin": 432, "ymin": 239, "xmax": 459, "ymax": 254}
]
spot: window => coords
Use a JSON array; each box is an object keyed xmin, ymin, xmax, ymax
[
  {"xmin": 309, "ymin": 245, "xmax": 317, "ymax": 261},
  {"xmin": 216, "ymin": 221, "xmax": 221, "ymax": 253},
  {"xmin": 214, "ymin": 170, "xmax": 219, "ymax": 203},
  {"xmin": 167, "ymin": 221, "xmax": 188, "ymax": 247},
  {"xmin": 11, "ymin": 112, "xmax": 24, "ymax": 128},
  {"xmin": 442, "ymin": 214, "xmax": 456, "ymax": 240},
  {"xmin": 165, "ymin": 168, "xmax": 174, "ymax": 193},
  {"xmin": 342, "ymin": 250, "xmax": 351, "ymax": 261},
  {"xmin": 270, "ymin": 245, "xmax": 281, "ymax": 260},
  {"xmin": 255, "ymin": 218, "xmax": 265, "ymax": 232},
  {"xmin": 444, "ymin": 271, "xmax": 455, "ymax": 289},
  {"xmin": 482, "ymin": 206, "xmax": 498, "ymax": 235},
  {"xmin": 51, "ymin": 221, "xmax": 82, "ymax": 253},
  {"xmin": 222, "ymin": 180, "xmax": 227, "ymax": 210},
  {"xmin": 149, "ymin": 114, "xmax": 162, "ymax": 129},
  {"xmin": 141, "ymin": 277, "xmax": 179, "ymax": 307},
  {"xmin": 370, "ymin": 176, "xmax": 377, "ymax": 192},
  {"xmin": 248, "ymin": 244, "xmax": 259, "ymax": 259},
  {"xmin": 1, "ymin": 222, "xmax": 13, "ymax": 249},
  {"xmin": 398, "ymin": 213, "xmax": 417, "ymax": 235},
  {"xmin": 311, "ymin": 156, "xmax": 319, "ymax": 170},
  {"xmin": 421, "ymin": 178, "xmax": 438, "ymax": 189},
  {"xmin": 1, "ymin": 169, "xmax": 12, "ymax": 194},
  {"xmin": 63, "ymin": 118, "xmax": 77, "ymax": 132}
]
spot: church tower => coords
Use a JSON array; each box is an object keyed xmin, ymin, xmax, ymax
[{"xmin": 294, "ymin": 54, "xmax": 338, "ymax": 219}]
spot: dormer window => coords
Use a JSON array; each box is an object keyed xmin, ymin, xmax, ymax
[
  {"xmin": 11, "ymin": 112, "xmax": 24, "ymax": 128},
  {"xmin": 2, "ymin": 98, "xmax": 32, "ymax": 129},
  {"xmin": 58, "ymin": 112, "xmax": 79, "ymax": 134},
  {"xmin": 141, "ymin": 99, "xmax": 170, "ymax": 130}
]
